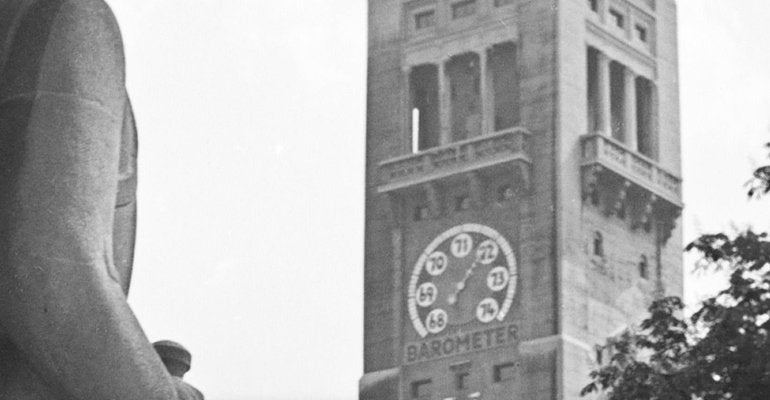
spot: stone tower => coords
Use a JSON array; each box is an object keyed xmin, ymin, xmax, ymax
[{"xmin": 361, "ymin": 0, "xmax": 682, "ymax": 399}]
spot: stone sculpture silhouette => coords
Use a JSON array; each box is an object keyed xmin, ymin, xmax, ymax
[{"xmin": 0, "ymin": 1, "xmax": 203, "ymax": 398}]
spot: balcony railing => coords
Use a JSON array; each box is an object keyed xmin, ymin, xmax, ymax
[
  {"xmin": 581, "ymin": 134, "xmax": 682, "ymax": 207},
  {"xmin": 378, "ymin": 128, "xmax": 531, "ymax": 193}
]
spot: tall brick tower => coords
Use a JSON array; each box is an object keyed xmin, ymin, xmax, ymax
[{"xmin": 362, "ymin": 1, "xmax": 682, "ymax": 399}]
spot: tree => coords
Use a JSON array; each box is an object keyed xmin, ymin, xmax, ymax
[
  {"xmin": 747, "ymin": 143, "xmax": 770, "ymax": 199},
  {"xmin": 582, "ymin": 153, "xmax": 770, "ymax": 400}
]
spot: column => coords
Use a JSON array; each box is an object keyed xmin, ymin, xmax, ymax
[
  {"xmin": 438, "ymin": 59, "xmax": 451, "ymax": 145},
  {"xmin": 479, "ymin": 48, "xmax": 491, "ymax": 135},
  {"xmin": 624, "ymin": 67, "xmax": 637, "ymax": 151},
  {"xmin": 598, "ymin": 0, "xmax": 607, "ymax": 24},
  {"xmin": 596, "ymin": 52, "xmax": 611, "ymax": 136},
  {"xmin": 403, "ymin": 66, "xmax": 414, "ymax": 153},
  {"xmin": 649, "ymin": 81, "xmax": 659, "ymax": 160}
]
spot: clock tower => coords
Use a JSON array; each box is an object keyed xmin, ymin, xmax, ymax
[{"xmin": 362, "ymin": 1, "xmax": 682, "ymax": 399}]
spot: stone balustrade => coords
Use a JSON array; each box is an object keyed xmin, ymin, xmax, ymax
[
  {"xmin": 643, "ymin": 0, "xmax": 656, "ymax": 11},
  {"xmin": 378, "ymin": 128, "xmax": 531, "ymax": 193},
  {"xmin": 581, "ymin": 133, "xmax": 681, "ymax": 207}
]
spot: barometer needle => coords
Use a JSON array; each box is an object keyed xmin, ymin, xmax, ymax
[{"xmin": 447, "ymin": 259, "xmax": 479, "ymax": 305}]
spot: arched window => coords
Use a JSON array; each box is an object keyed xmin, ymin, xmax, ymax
[
  {"xmin": 639, "ymin": 255, "xmax": 649, "ymax": 279},
  {"xmin": 593, "ymin": 232, "xmax": 604, "ymax": 257}
]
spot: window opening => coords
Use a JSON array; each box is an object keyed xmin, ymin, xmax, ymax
[
  {"xmin": 639, "ymin": 255, "xmax": 649, "ymax": 279},
  {"xmin": 411, "ymin": 379, "xmax": 432, "ymax": 399},
  {"xmin": 410, "ymin": 64, "xmax": 440, "ymax": 152},
  {"xmin": 447, "ymin": 53, "xmax": 481, "ymax": 141},
  {"xmin": 635, "ymin": 24, "xmax": 648, "ymax": 42},
  {"xmin": 491, "ymin": 42, "xmax": 519, "ymax": 131},
  {"xmin": 635, "ymin": 77, "xmax": 655, "ymax": 158},
  {"xmin": 588, "ymin": 0, "xmax": 598, "ymax": 12},
  {"xmin": 415, "ymin": 10, "xmax": 436, "ymax": 30},
  {"xmin": 593, "ymin": 232, "xmax": 604, "ymax": 257},
  {"xmin": 452, "ymin": 0, "xmax": 477, "ymax": 19},
  {"xmin": 456, "ymin": 372, "xmax": 470, "ymax": 390},
  {"xmin": 493, "ymin": 363, "xmax": 516, "ymax": 382},
  {"xmin": 609, "ymin": 61, "xmax": 626, "ymax": 142},
  {"xmin": 609, "ymin": 8, "xmax": 624, "ymax": 28}
]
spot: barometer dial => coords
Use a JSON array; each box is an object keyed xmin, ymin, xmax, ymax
[{"xmin": 407, "ymin": 224, "xmax": 517, "ymax": 338}]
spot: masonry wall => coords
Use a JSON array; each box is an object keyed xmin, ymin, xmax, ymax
[
  {"xmin": 555, "ymin": 0, "xmax": 683, "ymax": 398},
  {"xmin": 555, "ymin": 1, "xmax": 597, "ymax": 397},
  {"xmin": 365, "ymin": 0, "xmax": 407, "ymax": 373},
  {"xmin": 514, "ymin": 0, "xmax": 560, "ymax": 334},
  {"xmin": 365, "ymin": 0, "xmax": 563, "ymax": 395},
  {"xmin": 656, "ymin": 0, "xmax": 681, "ymax": 174},
  {"xmin": 657, "ymin": 0, "xmax": 683, "ymax": 299}
]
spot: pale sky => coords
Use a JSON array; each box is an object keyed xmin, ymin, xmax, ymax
[{"xmin": 105, "ymin": 1, "xmax": 769, "ymax": 399}]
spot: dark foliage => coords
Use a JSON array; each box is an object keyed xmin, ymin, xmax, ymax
[
  {"xmin": 583, "ymin": 231, "xmax": 770, "ymax": 399},
  {"xmin": 747, "ymin": 142, "xmax": 770, "ymax": 198},
  {"xmin": 583, "ymin": 149, "xmax": 770, "ymax": 399}
]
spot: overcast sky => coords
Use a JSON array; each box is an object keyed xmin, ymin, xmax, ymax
[{"xmin": 106, "ymin": 1, "xmax": 769, "ymax": 399}]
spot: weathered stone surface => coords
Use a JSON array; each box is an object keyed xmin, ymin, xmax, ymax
[
  {"xmin": 0, "ymin": 1, "xmax": 200, "ymax": 398},
  {"xmin": 154, "ymin": 341, "xmax": 193, "ymax": 378}
]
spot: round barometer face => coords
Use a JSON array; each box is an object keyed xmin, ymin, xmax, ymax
[{"xmin": 407, "ymin": 223, "xmax": 517, "ymax": 338}]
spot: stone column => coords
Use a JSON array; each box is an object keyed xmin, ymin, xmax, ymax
[
  {"xmin": 596, "ymin": 52, "xmax": 611, "ymax": 136},
  {"xmin": 649, "ymin": 81, "xmax": 659, "ymax": 160},
  {"xmin": 403, "ymin": 66, "xmax": 414, "ymax": 153},
  {"xmin": 479, "ymin": 48, "xmax": 492, "ymax": 135},
  {"xmin": 438, "ymin": 59, "xmax": 451, "ymax": 145},
  {"xmin": 624, "ymin": 67, "xmax": 638, "ymax": 151},
  {"xmin": 598, "ymin": 0, "xmax": 607, "ymax": 24}
]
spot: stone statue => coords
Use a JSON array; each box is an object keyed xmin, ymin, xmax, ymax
[{"xmin": 0, "ymin": 1, "xmax": 203, "ymax": 398}]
